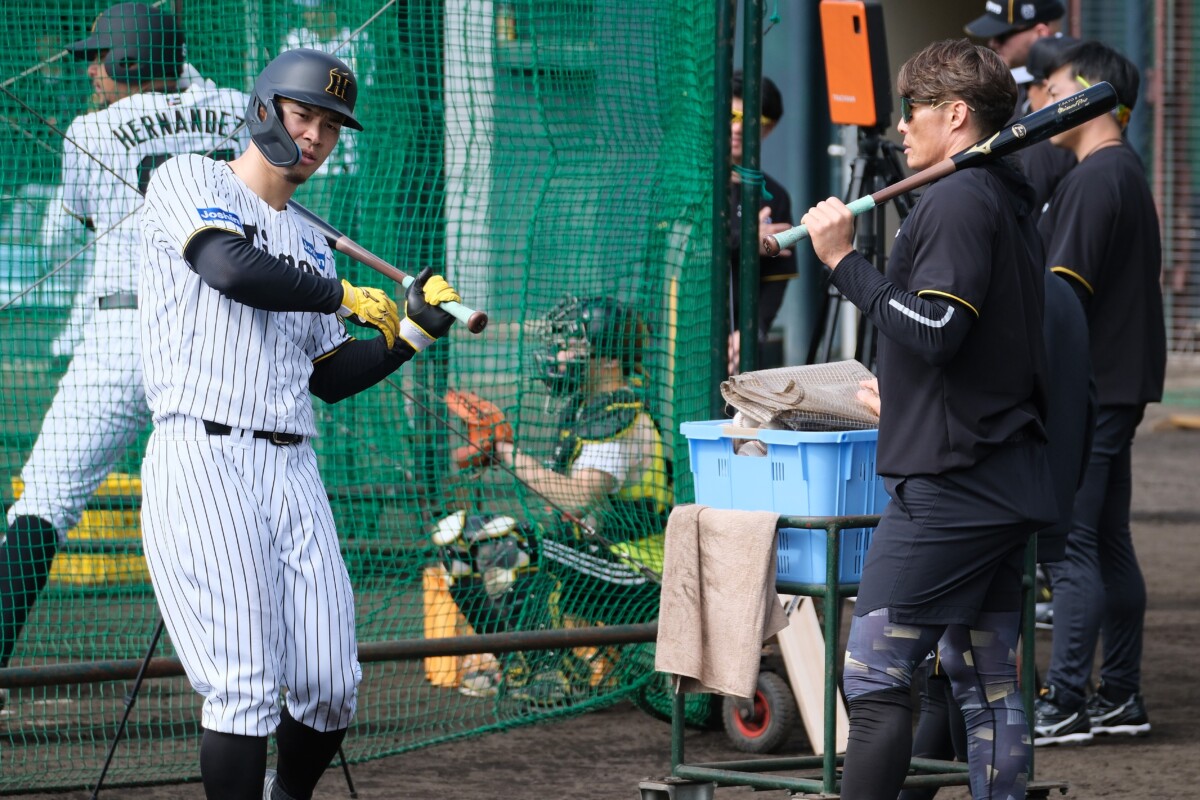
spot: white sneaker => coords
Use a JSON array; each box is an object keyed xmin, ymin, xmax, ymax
[{"xmin": 459, "ymin": 667, "xmax": 500, "ymax": 698}]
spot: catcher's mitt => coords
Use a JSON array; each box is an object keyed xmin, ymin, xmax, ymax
[{"xmin": 445, "ymin": 390, "xmax": 514, "ymax": 469}]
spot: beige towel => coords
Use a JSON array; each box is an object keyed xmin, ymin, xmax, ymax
[{"xmin": 654, "ymin": 505, "xmax": 787, "ymax": 699}]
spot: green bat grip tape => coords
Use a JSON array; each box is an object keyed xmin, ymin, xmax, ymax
[{"xmin": 771, "ymin": 195, "xmax": 879, "ymax": 249}]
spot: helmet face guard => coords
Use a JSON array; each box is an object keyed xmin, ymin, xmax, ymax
[
  {"xmin": 533, "ymin": 296, "xmax": 644, "ymax": 396},
  {"xmin": 534, "ymin": 345, "xmax": 590, "ymax": 396},
  {"xmin": 247, "ymin": 48, "xmax": 363, "ymax": 167}
]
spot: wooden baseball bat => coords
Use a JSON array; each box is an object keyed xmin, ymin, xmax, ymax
[
  {"xmin": 763, "ymin": 81, "xmax": 1119, "ymax": 256},
  {"xmin": 287, "ymin": 201, "xmax": 488, "ymax": 334}
]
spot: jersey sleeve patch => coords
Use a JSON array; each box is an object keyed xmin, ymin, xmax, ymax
[{"xmin": 197, "ymin": 207, "xmax": 243, "ymax": 229}]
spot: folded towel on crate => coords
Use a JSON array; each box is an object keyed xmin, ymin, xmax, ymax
[{"xmin": 654, "ymin": 504, "xmax": 787, "ymax": 699}]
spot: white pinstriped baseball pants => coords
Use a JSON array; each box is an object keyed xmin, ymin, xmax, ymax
[
  {"xmin": 8, "ymin": 307, "xmax": 145, "ymax": 539},
  {"xmin": 141, "ymin": 415, "xmax": 361, "ymax": 737}
]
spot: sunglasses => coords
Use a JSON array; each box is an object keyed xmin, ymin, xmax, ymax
[
  {"xmin": 731, "ymin": 108, "xmax": 774, "ymax": 127},
  {"xmin": 899, "ymin": 97, "xmax": 976, "ymax": 123}
]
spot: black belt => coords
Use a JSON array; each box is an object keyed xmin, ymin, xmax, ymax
[
  {"xmin": 202, "ymin": 420, "xmax": 304, "ymax": 446},
  {"xmin": 97, "ymin": 292, "xmax": 138, "ymax": 310}
]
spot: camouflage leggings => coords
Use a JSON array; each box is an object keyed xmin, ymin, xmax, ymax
[{"xmin": 840, "ymin": 608, "xmax": 1029, "ymax": 800}]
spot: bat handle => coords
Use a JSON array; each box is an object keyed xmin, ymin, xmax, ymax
[
  {"xmin": 398, "ymin": 275, "xmax": 489, "ymax": 334},
  {"xmin": 761, "ymin": 196, "xmax": 879, "ymax": 256}
]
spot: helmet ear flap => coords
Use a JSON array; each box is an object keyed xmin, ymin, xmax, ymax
[{"xmin": 246, "ymin": 95, "xmax": 301, "ymax": 167}]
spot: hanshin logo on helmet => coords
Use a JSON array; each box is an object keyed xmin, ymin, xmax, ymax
[{"xmin": 325, "ymin": 68, "xmax": 353, "ymax": 102}]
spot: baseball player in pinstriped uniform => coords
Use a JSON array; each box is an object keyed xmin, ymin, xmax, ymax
[
  {"xmin": 0, "ymin": 3, "xmax": 249, "ymax": 694},
  {"xmin": 138, "ymin": 49, "xmax": 460, "ymax": 800}
]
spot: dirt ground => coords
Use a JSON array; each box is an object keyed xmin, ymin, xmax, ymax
[{"xmin": 20, "ymin": 361, "xmax": 1200, "ymax": 800}]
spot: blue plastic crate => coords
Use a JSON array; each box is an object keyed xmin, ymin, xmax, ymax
[{"xmin": 681, "ymin": 420, "xmax": 889, "ymax": 584}]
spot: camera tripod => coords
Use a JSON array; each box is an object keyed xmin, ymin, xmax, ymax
[{"xmin": 807, "ymin": 125, "xmax": 915, "ymax": 368}]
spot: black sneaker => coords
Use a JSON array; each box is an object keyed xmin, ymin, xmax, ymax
[
  {"xmin": 1034, "ymin": 686, "xmax": 1093, "ymax": 746},
  {"xmin": 1087, "ymin": 688, "xmax": 1151, "ymax": 737}
]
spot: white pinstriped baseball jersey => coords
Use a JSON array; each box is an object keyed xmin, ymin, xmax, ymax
[
  {"xmin": 61, "ymin": 78, "xmax": 248, "ymax": 300},
  {"xmin": 139, "ymin": 154, "xmax": 349, "ymax": 435}
]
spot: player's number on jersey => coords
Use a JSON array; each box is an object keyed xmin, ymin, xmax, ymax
[{"xmin": 137, "ymin": 149, "xmax": 236, "ymax": 195}]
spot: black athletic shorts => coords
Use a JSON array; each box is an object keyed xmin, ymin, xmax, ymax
[{"xmin": 854, "ymin": 440, "xmax": 1057, "ymax": 626}]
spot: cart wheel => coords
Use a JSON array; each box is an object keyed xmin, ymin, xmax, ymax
[{"xmin": 722, "ymin": 671, "xmax": 797, "ymax": 753}]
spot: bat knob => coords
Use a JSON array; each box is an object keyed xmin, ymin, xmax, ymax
[
  {"xmin": 762, "ymin": 235, "xmax": 780, "ymax": 257},
  {"xmin": 466, "ymin": 311, "xmax": 489, "ymax": 334}
]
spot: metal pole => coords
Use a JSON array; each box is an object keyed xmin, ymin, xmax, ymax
[
  {"xmin": 0, "ymin": 622, "xmax": 660, "ymax": 689},
  {"xmin": 823, "ymin": 521, "xmax": 841, "ymax": 793},
  {"xmin": 90, "ymin": 619, "xmax": 166, "ymax": 799},
  {"xmin": 711, "ymin": 0, "xmax": 737, "ymax": 416},
  {"xmin": 736, "ymin": 0, "xmax": 764, "ymax": 374}
]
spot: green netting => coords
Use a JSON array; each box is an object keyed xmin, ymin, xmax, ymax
[{"xmin": 0, "ymin": 0, "xmax": 715, "ymax": 791}]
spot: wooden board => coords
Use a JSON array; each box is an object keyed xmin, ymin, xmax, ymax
[{"xmin": 775, "ymin": 595, "xmax": 849, "ymax": 755}]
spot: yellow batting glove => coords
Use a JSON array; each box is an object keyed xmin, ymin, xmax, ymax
[
  {"xmin": 338, "ymin": 279, "xmax": 400, "ymax": 349},
  {"xmin": 422, "ymin": 274, "xmax": 461, "ymax": 306}
]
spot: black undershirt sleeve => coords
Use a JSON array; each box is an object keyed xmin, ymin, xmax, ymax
[
  {"xmin": 309, "ymin": 336, "xmax": 416, "ymax": 404},
  {"xmin": 187, "ymin": 228, "xmax": 418, "ymax": 401},
  {"xmin": 184, "ymin": 228, "xmax": 344, "ymax": 312},
  {"xmin": 830, "ymin": 251, "xmax": 974, "ymax": 367}
]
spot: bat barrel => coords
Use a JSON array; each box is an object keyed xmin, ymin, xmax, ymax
[{"xmin": 466, "ymin": 310, "xmax": 489, "ymax": 334}]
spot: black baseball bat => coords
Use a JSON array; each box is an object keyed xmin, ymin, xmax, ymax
[
  {"xmin": 287, "ymin": 200, "xmax": 489, "ymax": 334},
  {"xmin": 763, "ymin": 81, "xmax": 1119, "ymax": 255}
]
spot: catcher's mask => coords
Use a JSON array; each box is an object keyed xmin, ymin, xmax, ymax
[
  {"xmin": 533, "ymin": 296, "xmax": 646, "ymax": 396},
  {"xmin": 246, "ymin": 48, "xmax": 363, "ymax": 167}
]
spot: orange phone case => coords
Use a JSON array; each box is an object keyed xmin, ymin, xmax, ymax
[{"xmin": 820, "ymin": 0, "xmax": 891, "ymax": 128}]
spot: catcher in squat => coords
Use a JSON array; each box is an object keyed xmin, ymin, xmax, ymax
[{"xmin": 434, "ymin": 296, "xmax": 672, "ymax": 700}]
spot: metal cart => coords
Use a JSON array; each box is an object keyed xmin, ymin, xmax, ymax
[{"xmin": 647, "ymin": 513, "xmax": 1068, "ymax": 800}]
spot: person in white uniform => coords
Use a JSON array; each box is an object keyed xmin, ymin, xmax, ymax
[
  {"xmin": 137, "ymin": 48, "xmax": 460, "ymax": 800},
  {"xmin": 0, "ymin": 3, "xmax": 249, "ymax": 691}
]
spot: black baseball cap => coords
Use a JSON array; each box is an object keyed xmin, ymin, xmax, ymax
[
  {"xmin": 66, "ymin": 3, "xmax": 183, "ymax": 82},
  {"xmin": 1026, "ymin": 34, "xmax": 1080, "ymax": 82},
  {"xmin": 964, "ymin": 0, "xmax": 1065, "ymax": 39}
]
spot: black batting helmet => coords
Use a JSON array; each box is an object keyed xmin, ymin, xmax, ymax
[
  {"xmin": 66, "ymin": 2, "xmax": 183, "ymax": 85},
  {"xmin": 246, "ymin": 48, "xmax": 363, "ymax": 167}
]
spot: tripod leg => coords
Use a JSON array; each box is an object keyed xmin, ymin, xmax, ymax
[
  {"xmin": 806, "ymin": 286, "xmax": 834, "ymax": 364},
  {"xmin": 337, "ymin": 745, "xmax": 358, "ymax": 798},
  {"xmin": 90, "ymin": 617, "xmax": 166, "ymax": 799}
]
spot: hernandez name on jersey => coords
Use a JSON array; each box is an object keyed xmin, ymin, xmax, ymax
[{"xmin": 62, "ymin": 80, "xmax": 250, "ymax": 300}]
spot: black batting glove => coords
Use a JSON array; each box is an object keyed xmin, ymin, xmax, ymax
[{"xmin": 399, "ymin": 267, "xmax": 460, "ymax": 351}]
